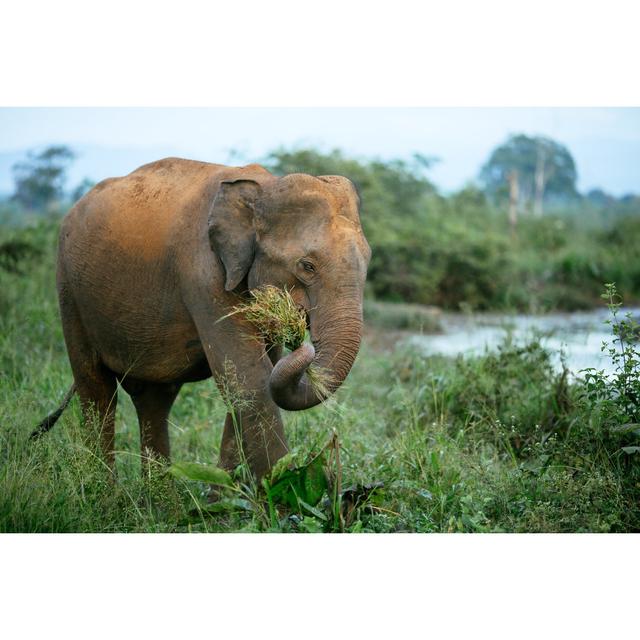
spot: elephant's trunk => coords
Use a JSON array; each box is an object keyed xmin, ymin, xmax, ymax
[{"xmin": 268, "ymin": 293, "xmax": 363, "ymax": 411}]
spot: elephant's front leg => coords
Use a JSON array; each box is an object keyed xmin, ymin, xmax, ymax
[
  {"xmin": 193, "ymin": 311, "xmax": 288, "ymax": 480},
  {"xmin": 218, "ymin": 401, "xmax": 286, "ymax": 480}
]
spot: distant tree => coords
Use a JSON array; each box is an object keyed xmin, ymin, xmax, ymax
[
  {"xmin": 585, "ymin": 188, "xmax": 615, "ymax": 207},
  {"xmin": 449, "ymin": 184, "xmax": 488, "ymax": 209},
  {"xmin": 583, "ymin": 189, "xmax": 640, "ymax": 216},
  {"xmin": 619, "ymin": 193, "xmax": 640, "ymax": 206},
  {"xmin": 480, "ymin": 134, "xmax": 578, "ymax": 215},
  {"xmin": 11, "ymin": 145, "xmax": 75, "ymax": 209}
]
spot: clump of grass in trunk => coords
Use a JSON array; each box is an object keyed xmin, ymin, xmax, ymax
[
  {"xmin": 226, "ymin": 285, "xmax": 333, "ymax": 400},
  {"xmin": 236, "ymin": 285, "xmax": 307, "ymax": 351}
]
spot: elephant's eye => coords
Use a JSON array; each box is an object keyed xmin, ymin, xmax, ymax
[{"xmin": 300, "ymin": 259, "xmax": 316, "ymax": 274}]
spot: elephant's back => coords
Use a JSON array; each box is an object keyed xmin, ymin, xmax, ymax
[{"xmin": 63, "ymin": 158, "xmax": 221, "ymax": 259}]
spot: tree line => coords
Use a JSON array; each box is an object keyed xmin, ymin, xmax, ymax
[{"xmin": 3, "ymin": 136, "xmax": 640, "ymax": 311}]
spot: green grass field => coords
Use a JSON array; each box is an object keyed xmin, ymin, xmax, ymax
[{"xmin": 1, "ymin": 220, "xmax": 639, "ymax": 532}]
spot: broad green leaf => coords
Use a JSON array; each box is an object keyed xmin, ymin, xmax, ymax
[
  {"xmin": 303, "ymin": 457, "xmax": 329, "ymax": 505},
  {"xmin": 169, "ymin": 462, "xmax": 233, "ymax": 486},
  {"xmin": 621, "ymin": 446, "xmax": 640, "ymax": 455},
  {"xmin": 264, "ymin": 453, "xmax": 329, "ymax": 509},
  {"xmin": 262, "ymin": 435, "xmax": 336, "ymax": 516},
  {"xmin": 297, "ymin": 499, "xmax": 328, "ymax": 521}
]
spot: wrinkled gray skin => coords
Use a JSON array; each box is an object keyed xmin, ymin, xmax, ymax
[{"xmin": 50, "ymin": 158, "xmax": 370, "ymax": 479}]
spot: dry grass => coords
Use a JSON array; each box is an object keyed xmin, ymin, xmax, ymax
[
  {"xmin": 231, "ymin": 285, "xmax": 307, "ymax": 351},
  {"xmin": 228, "ymin": 286, "xmax": 332, "ymax": 400},
  {"xmin": 306, "ymin": 363, "xmax": 333, "ymax": 400}
]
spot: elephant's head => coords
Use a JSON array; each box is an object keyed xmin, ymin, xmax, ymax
[{"xmin": 208, "ymin": 168, "xmax": 371, "ymax": 411}]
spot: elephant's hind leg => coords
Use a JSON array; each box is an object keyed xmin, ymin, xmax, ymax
[
  {"xmin": 59, "ymin": 294, "xmax": 118, "ymax": 467},
  {"xmin": 128, "ymin": 382, "xmax": 181, "ymax": 467},
  {"xmin": 75, "ymin": 368, "xmax": 118, "ymax": 468}
]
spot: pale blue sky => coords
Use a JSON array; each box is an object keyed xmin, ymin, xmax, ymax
[{"xmin": 0, "ymin": 108, "xmax": 638, "ymax": 196}]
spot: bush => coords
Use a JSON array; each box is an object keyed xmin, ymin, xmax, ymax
[{"xmin": 265, "ymin": 147, "xmax": 640, "ymax": 312}]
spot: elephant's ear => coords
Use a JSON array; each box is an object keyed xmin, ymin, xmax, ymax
[{"xmin": 208, "ymin": 178, "xmax": 261, "ymax": 292}]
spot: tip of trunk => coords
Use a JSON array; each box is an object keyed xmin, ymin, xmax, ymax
[{"xmin": 268, "ymin": 343, "xmax": 321, "ymax": 411}]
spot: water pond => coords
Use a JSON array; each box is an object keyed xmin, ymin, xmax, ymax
[{"xmin": 405, "ymin": 308, "xmax": 640, "ymax": 378}]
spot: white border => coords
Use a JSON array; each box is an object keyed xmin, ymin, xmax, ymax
[
  {"xmin": 1, "ymin": 1, "xmax": 639, "ymax": 106},
  {"xmin": 2, "ymin": 534, "xmax": 638, "ymax": 639}
]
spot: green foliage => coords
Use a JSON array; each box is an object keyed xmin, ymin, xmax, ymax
[
  {"xmin": 168, "ymin": 462, "xmax": 233, "ymax": 486},
  {"xmin": 439, "ymin": 338, "xmax": 573, "ymax": 452},
  {"xmin": 262, "ymin": 444, "xmax": 330, "ymax": 526},
  {"xmin": 11, "ymin": 145, "xmax": 75, "ymax": 210},
  {"xmin": 164, "ymin": 436, "xmax": 341, "ymax": 531},
  {"xmin": 1, "ymin": 219, "xmax": 638, "ymax": 532},
  {"xmin": 0, "ymin": 239, "xmax": 41, "ymax": 275},
  {"xmin": 263, "ymin": 146, "xmax": 640, "ymax": 311},
  {"xmin": 581, "ymin": 284, "xmax": 640, "ymax": 436}
]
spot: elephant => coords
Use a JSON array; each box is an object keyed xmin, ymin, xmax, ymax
[{"xmin": 33, "ymin": 157, "xmax": 371, "ymax": 480}]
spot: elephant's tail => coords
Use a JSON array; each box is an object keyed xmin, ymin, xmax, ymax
[{"xmin": 30, "ymin": 384, "xmax": 76, "ymax": 440}]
